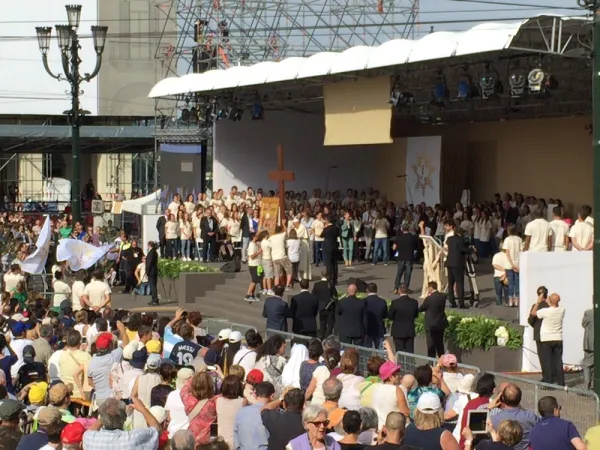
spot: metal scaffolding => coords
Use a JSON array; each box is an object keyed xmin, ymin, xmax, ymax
[{"xmin": 152, "ymin": 0, "xmax": 419, "ymax": 161}]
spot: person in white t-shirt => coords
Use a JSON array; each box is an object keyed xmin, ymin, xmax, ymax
[
  {"xmin": 502, "ymin": 224, "xmax": 523, "ymax": 307},
  {"xmin": 569, "ymin": 209, "xmax": 594, "ymax": 252},
  {"xmin": 372, "ymin": 211, "xmax": 390, "ymax": 265},
  {"xmin": 583, "ymin": 204, "xmax": 593, "ymax": 226},
  {"xmin": 524, "ymin": 210, "xmax": 552, "ymax": 252},
  {"xmin": 491, "ymin": 251, "xmax": 510, "ymax": 306},
  {"xmin": 286, "ymin": 229, "xmax": 301, "ymax": 284},
  {"xmin": 71, "ymin": 270, "xmax": 87, "ymax": 312},
  {"xmin": 549, "ymin": 206, "xmax": 570, "ymax": 252},
  {"xmin": 531, "ymin": 292, "xmax": 565, "ymax": 386},
  {"xmin": 232, "ymin": 329, "xmax": 263, "ymax": 377},
  {"xmin": 312, "ymin": 213, "xmax": 325, "ymax": 266},
  {"xmin": 260, "ymin": 231, "xmax": 274, "ymax": 296},
  {"xmin": 81, "ymin": 268, "xmax": 112, "ymax": 312},
  {"xmin": 269, "ymin": 226, "xmax": 292, "ymax": 288},
  {"xmin": 52, "ymin": 271, "xmax": 71, "ymax": 309},
  {"xmin": 3, "ymin": 264, "xmax": 25, "ymax": 294},
  {"xmin": 245, "ymin": 233, "xmax": 263, "ymax": 302}
]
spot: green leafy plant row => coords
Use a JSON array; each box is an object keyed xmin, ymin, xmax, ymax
[
  {"xmin": 338, "ymin": 293, "xmax": 523, "ymax": 352},
  {"xmin": 158, "ymin": 259, "xmax": 220, "ymax": 279}
]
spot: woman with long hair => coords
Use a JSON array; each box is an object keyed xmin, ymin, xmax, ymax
[
  {"xmin": 305, "ymin": 347, "xmax": 341, "ymax": 405},
  {"xmin": 165, "ymin": 213, "xmax": 178, "ymax": 259},
  {"xmin": 180, "ymin": 212, "xmax": 193, "ymax": 261},
  {"xmin": 151, "ymin": 362, "xmax": 176, "ymax": 407},
  {"xmin": 299, "ymin": 339, "xmax": 323, "ymax": 392},
  {"xmin": 254, "ymin": 334, "xmax": 287, "ymax": 395},
  {"xmin": 215, "ymin": 375, "xmax": 246, "ymax": 448},
  {"xmin": 184, "ymin": 194, "xmax": 196, "ymax": 215}
]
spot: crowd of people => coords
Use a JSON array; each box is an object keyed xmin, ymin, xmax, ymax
[{"xmin": 0, "ymin": 291, "xmax": 592, "ymax": 450}]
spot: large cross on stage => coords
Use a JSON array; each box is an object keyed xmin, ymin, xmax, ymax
[{"xmin": 268, "ymin": 144, "xmax": 295, "ymax": 223}]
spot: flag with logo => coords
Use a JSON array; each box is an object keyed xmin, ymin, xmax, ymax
[
  {"xmin": 21, "ymin": 216, "xmax": 52, "ymax": 274},
  {"xmin": 57, "ymin": 239, "xmax": 114, "ymax": 271}
]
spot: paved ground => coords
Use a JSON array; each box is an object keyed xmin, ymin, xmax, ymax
[{"xmin": 112, "ymin": 258, "xmax": 519, "ymax": 323}]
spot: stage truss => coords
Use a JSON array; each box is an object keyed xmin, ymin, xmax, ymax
[{"xmin": 153, "ymin": 0, "xmax": 419, "ymax": 143}]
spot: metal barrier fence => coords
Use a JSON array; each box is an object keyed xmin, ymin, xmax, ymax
[
  {"xmin": 203, "ymin": 318, "xmax": 256, "ymax": 336},
  {"xmin": 394, "ymin": 351, "xmax": 481, "ymax": 379},
  {"xmin": 488, "ymin": 371, "xmax": 600, "ymax": 435}
]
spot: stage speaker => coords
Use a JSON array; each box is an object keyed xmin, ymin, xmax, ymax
[
  {"xmin": 220, "ymin": 257, "xmax": 241, "ymax": 273},
  {"xmin": 347, "ymin": 277, "xmax": 368, "ymax": 293}
]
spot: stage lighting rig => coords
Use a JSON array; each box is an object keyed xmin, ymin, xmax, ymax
[
  {"xmin": 389, "ymin": 85, "xmax": 414, "ymax": 107},
  {"xmin": 508, "ymin": 72, "xmax": 527, "ymax": 98},
  {"xmin": 251, "ymin": 102, "xmax": 264, "ymax": 120}
]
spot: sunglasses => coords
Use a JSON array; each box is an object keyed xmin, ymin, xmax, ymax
[{"xmin": 309, "ymin": 420, "xmax": 330, "ymax": 428}]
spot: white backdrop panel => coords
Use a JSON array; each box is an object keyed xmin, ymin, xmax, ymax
[
  {"xmin": 519, "ymin": 251, "xmax": 592, "ymax": 371},
  {"xmin": 406, "ymin": 136, "xmax": 441, "ymax": 205},
  {"xmin": 214, "ymin": 111, "xmax": 391, "ymax": 193}
]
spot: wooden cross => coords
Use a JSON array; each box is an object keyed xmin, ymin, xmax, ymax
[{"xmin": 268, "ymin": 144, "xmax": 295, "ymax": 223}]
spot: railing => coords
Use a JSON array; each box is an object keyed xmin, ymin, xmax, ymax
[
  {"xmin": 419, "ymin": 235, "xmax": 446, "ymax": 298},
  {"xmin": 487, "ymin": 371, "xmax": 600, "ymax": 435},
  {"xmin": 394, "ymin": 350, "xmax": 480, "ymax": 379},
  {"xmin": 202, "ymin": 318, "xmax": 256, "ymax": 336}
]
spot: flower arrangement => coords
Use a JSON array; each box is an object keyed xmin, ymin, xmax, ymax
[{"xmin": 158, "ymin": 259, "xmax": 220, "ymax": 279}]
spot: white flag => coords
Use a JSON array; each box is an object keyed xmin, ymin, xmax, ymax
[
  {"xmin": 21, "ymin": 217, "xmax": 52, "ymax": 274},
  {"xmin": 57, "ymin": 239, "xmax": 114, "ymax": 271}
]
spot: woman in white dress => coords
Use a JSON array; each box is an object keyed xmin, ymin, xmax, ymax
[{"xmin": 292, "ymin": 219, "xmax": 312, "ymax": 280}]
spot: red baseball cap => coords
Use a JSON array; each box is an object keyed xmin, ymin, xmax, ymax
[
  {"xmin": 96, "ymin": 332, "xmax": 113, "ymax": 351},
  {"xmin": 61, "ymin": 422, "xmax": 85, "ymax": 444},
  {"xmin": 246, "ymin": 369, "xmax": 264, "ymax": 384}
]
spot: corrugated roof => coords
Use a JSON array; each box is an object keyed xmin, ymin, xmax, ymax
[{"xmin": 148, "ymin": 15, "xmax": 587, "ymax": 99}]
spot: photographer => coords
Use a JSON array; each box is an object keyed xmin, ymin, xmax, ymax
[{"xmin": 444, "ymin": 220, "xmax": 475, "ymax": 309}]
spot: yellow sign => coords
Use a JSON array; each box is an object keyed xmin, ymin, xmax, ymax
[{"xmin": 259, "ymin": 198, "xmax": 280, "ymax": 234}]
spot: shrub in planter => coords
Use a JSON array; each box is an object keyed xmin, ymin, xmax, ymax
[{"xmin": 158, "ymin": 259, "xmax": 220, "ymax": 279}]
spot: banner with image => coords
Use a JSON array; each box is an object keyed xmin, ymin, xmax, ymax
[
  {"xmin": 406, "ymin": 136, "xmax": 442, "ymax": 206},
  {"xmin": 259, "ymin": 197, "xmax": 280, "ymax": 234},
  {"xmin": 57, "ymin": 239, "xmax": 114, "ymax": 271}
]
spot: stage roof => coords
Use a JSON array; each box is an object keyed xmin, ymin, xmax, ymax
[{"xmin": 149, "ymin": 14, "xmax": 590, "ymax": 98}]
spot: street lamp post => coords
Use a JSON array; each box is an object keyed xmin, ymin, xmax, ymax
[{"xmin": 35, "ymin": 5, "xmax": 108, "ymax": 222}]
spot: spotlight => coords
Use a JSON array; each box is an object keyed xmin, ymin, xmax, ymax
[
  {"xmin": 189, "ymin": 106, "xmax": 198, "ymax": 122},
  {"xmin": 431, "ymin": 80, "xmax": 448, "ymax": 106},
  {"xmin": 479, "ymin": 74, "xmax": 497, "ymax": 99},
  {"xmin": 389, "ymin": 86, "xmax": 414, "ymax": 107},
  {"xmin": 251, "ymin": 102, "xmax": 264, "ymax": 120},
  {"xmin": 231, "ymin": 108, "xmax": 243, "ymax": 121},
  {"xmin": 528, "ymin": 68, "xmax": 547, "ymax": 93},
  {"xmin": 508, "ymin": 72, "xmax": 527, "ymax": 98}
]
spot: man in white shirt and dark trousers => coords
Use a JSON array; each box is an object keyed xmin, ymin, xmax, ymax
[
  {"xmin": 569, "ymin": 208, "xmax": 594, "ymax": 251},
  {"xmin": 549, "ymin": 207, "xmax": 569, "ymax": 252},
  {"xmin": 530, "ymin": 292, "xmax": 565, "ymax": 386}
]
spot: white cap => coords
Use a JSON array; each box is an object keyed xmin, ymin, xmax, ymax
[
  {"xmin": 149, "ymin": 406, "xmax": 167, "ymax": 424},
  {"xmin": 41, "ymin": 317, "xmax": 52, "ymax": 325},
  {"xmin": 11, "ymin": 314, "xmax": 27, "ymax": 322},
  {"xmin": 218, "ymin": 328, "xmax": 232, "ymax": 340},
  {"xmin": 229, "ymin": 331, "xmax": 242, "ymax": 343},
  {"xmin": 416, "ymin": 392, "xmax": 441, "ymax": 414},
  {"xmin": 176, "ymin": 367, "xmax": 195, "ymax": 390}
]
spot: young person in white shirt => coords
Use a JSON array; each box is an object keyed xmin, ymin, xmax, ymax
[
  {"xmin": 179, "ymin": 213, "xmax": 193, "ymax": 261},
  {"xmin": 569, "ymin": 208, "xmax": 594, "ymax": 251},
  {"xmin": 531, "ymin": 292, "xmax": 565, "ymax": 386},
  {"xmin": 524, "ymin": 209, "xmax": 552, "ymax": 252},
  {"xmin": 372, "ymin": 211, "xmax": 390, "ymax": 266},
  {"xmin": 3, "ymin": 264, "xmax": 25, "ymax": 294},
  {"xmin": 549, "ymin": 206, "xmax": 570, "ymax": 252},
  {"xmin": 312, "ymin": 212, "xmax": 325, "ymax": 266},
  {"xmin": 477, "ymin": 212, "xmax": 493, "ymax": 258},
  {"xmin": 502, "ymin": 224, "xmax": 523, "ymax": 308},
  {"xmin": 270, "ymin": 225, "xmax": 293, "ymax": 289},
  {"xmin": 259, "ymin": 231, "xmax": 274, "ymax": 296},
  {"xmin": 52, "ymin": 271, "xmax": 71, "ymax": 309},
  {"xmin": 286, "ymin": 229, "xmax": 301, "ymax": 285},
  {"xmin": 245, "ymin": 233, "xmax": 262, "ymax": 302},
  {"xmin": 71, "ymin": 270, "xmax": 87, "ymax": 312},
  {"xmin": 491, "ymin": 250, "xmax": 510, "ymax": 306}
]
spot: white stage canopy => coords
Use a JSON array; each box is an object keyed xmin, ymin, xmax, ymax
[
  {"xmin": 121, "ymin": 190, "xmax": 162, "ymax": 215},
  {"xmin": 148, "ymin": 14, "xmax": 588, "ymax": 99}
]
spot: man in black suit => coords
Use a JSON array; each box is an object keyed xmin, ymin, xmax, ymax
[
  {"xmin": 393, "ymin": 223, "xmax": 419, "ymax": 293},
  {"xmin": 312, "ymin": 271, "xmax": 336, "ymax": 339},
  {"xmin": 444, "ymin": 220, "xmax": 473, "ymax": 309},
  {"xmin": 200, "ymin": 209, "xmax": 219, "ymax": 262},
  {"xmin": 336, "ymin": 283, "xmax": 367, "ymax": 345},
  {"xmin": 419, "ymin": 281, "xmax": 448, "ymax": 358},
  {"xmin": 388, "ymin": 284, "xmax": 419, "ymax": 353},
  {"xmin": 290, "ymin": 279, "xmax": 319, "ymax": 337},
  {"xmin": 364, "ymin": 283, "xmax": 388, "ymax": 349},
  {"xmin": 262, "ymin": 285, "xmax": 291, "ymax": 332},
  {"xmin": 321, "ymin": 216, "xmax": 340, "ymax": 287},
  {"xmin": 146, "ymin": 241, "xmax": 159, "ymax": 306},
  {"xmin": 156, "ymin": 209, "xmax": 169, "ymax": 257}
]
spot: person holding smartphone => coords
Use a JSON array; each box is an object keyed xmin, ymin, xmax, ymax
[{"xmin": 462, "ymin": 418, "xmax": 524, "ymax": 449}]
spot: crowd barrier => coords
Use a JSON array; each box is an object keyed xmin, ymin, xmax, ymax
[
  {"xmin": 202, "ymin": 318, "xmax": 256, "ymax": 336},
  {"xmin": 487, "ymin": 371, "xmax": 599, "ymax": 435},
  {"xmin": 264, "ymin": 329, "xmax": 598, "ymax": 433}
]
